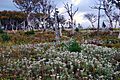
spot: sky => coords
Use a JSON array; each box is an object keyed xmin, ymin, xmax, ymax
[{"xmin": 0, "ymin": 0, "xmax": 100, "ymax": 28}]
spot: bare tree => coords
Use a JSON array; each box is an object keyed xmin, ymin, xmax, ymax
[
  {"xmin": 13, "ymin": 0, "xmax": 55, "ymax": 31},
  {"xmin": 84, "ymin": 13, "xmax": 97, "ymax": 28},
  {"xmin": 91, "ymin": 0, "xmax": 102, "ymax": 31},
  {"xmin": 113, "ymin": 12, "xmax": 119, "ymax": 28},
  {"xmin": 109, "ymin": 0, "xmax": 120, "ymax": 9},
  {"xmin": 57, "ymin": 15, "xmax": 66, "ymax": 30},
  {"xmin": 36, "ymin": 0, "xmax": 55, "ymax": 31},
  {"xmin": 64, "ymin": 3, "xmax": 78, "ymax": 34},
  {"xmin": 103, "ymin": 0, "xmax": 114, "ymax": 28},
  {"xmin": 92, "ymin": 0, "xmax": 114, "ymax": 31},
  {"xmin": 13, "ymin": 0, "xmax": 40, "ymax": 13},
  {"xmin": 54, "ymin": 8, "xmax": 60, "ymax": 43},
  {"xmin": 13, "ymin": 0, "xmax": 41, "ymax": 30}
]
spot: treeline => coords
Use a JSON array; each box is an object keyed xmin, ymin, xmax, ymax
[
  {"xmin": 0, "ymin": 11, "xmax": 26, "ymax": 26},
  {"xmin": 0, "ymin": 11, "xmax": 43, "ymax": 30}
]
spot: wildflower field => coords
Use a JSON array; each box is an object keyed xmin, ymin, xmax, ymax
[{"xmin": 0, "ymin": 37, "xmax": 120, "ymax": 80}]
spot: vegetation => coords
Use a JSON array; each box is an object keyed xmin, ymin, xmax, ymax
[
  {"xmin": 1, "ymin": 33, "xmax": 10, "ymax": 42},
  {"xmin": 24, "ymin": 30, "xmax": 35, "ymax": 35},
  {"xmin": 0, "ymin": 40, "xmax": 120, "ymax": 80},
  {"xmin": 0, "ymin": 29, "xmax": 4, "ymax": 34},
  {"xmin": 63, "ymin": 39, "xmax": 81, "ymax": 52},
  {"xmin": 75, "ymin": 28, "xmax": 79, "ymax": 32},
  {"xmin": 0, "ymin": 0, "xmax": 120, "ymax": 79}
]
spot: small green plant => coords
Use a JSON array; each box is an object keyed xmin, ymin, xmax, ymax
[
  {"xmin": 1, "ymin": 33, "xmax": 10, "ymax": 42},
  {"xmin": 75, "ymin": 28, "xmax": 79, "ymax": 32},
  {"xmin": 63, "ymin": 39, "xmax": 81, "ymax": 52},
  {"xmin": 25, "ymin": 30, "xmax": 35, "ymax": 35},
  {"xmin": 0, "ymin": 29, "xmax": 4, "ymax": 34}
]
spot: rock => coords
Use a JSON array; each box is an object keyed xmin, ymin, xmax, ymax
[
  {"xmin": 115, "ymin": 63, "xmax": 120, "ymax": 72},
  {"xmin": 110, "ymin": 59, "xmax": 117, "ymax": 65},
  {"xmin": 113, "ymin": 53, "xmax": 120, "ymax": 62}
]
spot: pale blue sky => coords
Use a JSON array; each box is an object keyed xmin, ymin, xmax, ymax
[
  {"xmin": 0, "ymin": 0, "xmax": 102, "ymax": 27},
  {"xmin": 0, "ymin": 0, "xmax": 95, "ymax": 11}
]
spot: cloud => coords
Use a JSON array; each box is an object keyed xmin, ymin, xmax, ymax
[
  {"xmin": 58, "ymin": 7, "xmax": 66, "ymax": 14},
  {"xmin": 74, "ymin": 12, "xmax": 88, "ymax": 23},
  {"xmin": 71, "ymin": 0, "xmax": 81, "ymax": 5}
]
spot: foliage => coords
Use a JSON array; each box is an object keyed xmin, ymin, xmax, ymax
[
  {"xmin": 75, "ymin": 27, "xmax": 79, "ymax": 32},
  {"xmin": 24, "ymin": 30, "xmax": 35, "ymax": 35},
  {"xmin": 0, "ymin": 29, "xmax": 4, "ymax": 34},
  {"xmin": 63, "ymin": 39, "xmax": 81, "ymax": 52},
  {"xmin": 0, "ymin": 10, "xmax": 26, "ymax": 20},
  {"xmin": 1, "ymin": 33, "xmax": 10, "ymax": 42}
]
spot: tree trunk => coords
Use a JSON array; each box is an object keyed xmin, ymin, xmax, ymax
[
  {"xmin": 97, "ymin": 1, "xmax": 101, "ymax": 32},
  {"xmin": 0, "ymin": 20, "xmax": 1, "ymax": 26},
  {"xmin": 5, "ymin": 25, "xmax": 7, "ymax": 31},
  {"xmin": 55, "ymin": 9, "xmax": 60, "ymax": 43},
  {"xmin": 91, "ymin": 22, "xmax": 95, "ymax": 28},
  {"xmin": 114, "ymin": 20, "xmax": 118, "ymax": 28},
  {"xmin": 59, "ymin": 27, "xmax": 62, "ymax": 37},
  {"xmin": 55, "ymin": 23, "xmax": 60, "ymax": 43},
  {"xmin": 71, "ymin": 19, "xmax": 74, "ymax": 35},
  {"xmin": 118, "ymin": 10, "xmax": 120, "ymax": 27},
  {"xmin": 43, "ymin": 19, "xmax": 46, "ymax": 32},
  {"xmin": 109, "ymin": 17, "xmax": 113, "ymax": 28},
  {"xmin": 23, "ymin": 21, "xmax": 26, "ymax": 30},
  {"xmin": 105, "ymin": 13, "xmax": 113, "ymax": 29}
]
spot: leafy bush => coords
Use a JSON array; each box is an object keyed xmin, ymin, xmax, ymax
[
  {"xmin": 75, "ymin": 28, "xmax": 79, "ymax": 32},
  {"xmin": 1, "ymin": 33, "xmax": 10, "ymax": 42},
  {"xmin": 25, "ymin": 30, "xmax": 35, "ymax": 35},
  {"xmin": 0, "ymin": 29, "xmax": 4, "ymax": 34},
  {"xmin": 63, "ymin": 39, "xmax": 81, "ymax": 52}
]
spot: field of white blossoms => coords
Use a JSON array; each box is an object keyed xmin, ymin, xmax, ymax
[{"xmin": 0, "ymin": 39, "xmax": 120, "ymax": 80}]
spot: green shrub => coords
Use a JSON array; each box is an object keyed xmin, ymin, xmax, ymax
[
  {"xmin": 1, "ymin": 33, "xmax": 10, "ymax": 42},
  {"xmin": 63, "ymin": 39, "xmax": 81, "ymax": 52},
  {"xmin": 25, "ymin": 30, "xmax": 35, "ymax": 35},
  {"xmin": 75, "ymin": 28, "xmax": 79, "ymax": 32},
  {"xmin": 0, "ymin": 29, "xmax": 4, "ymax": 34}
]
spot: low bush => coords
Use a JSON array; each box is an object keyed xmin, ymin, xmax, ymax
[
  {"xmin": 0, "ymin": 29, "xmax": 4, "ymax": 34},
  {"xmin": 63, "ymin": 39, "xmax": 81, "ymax": 52},
  {"xmin": 75, "ymin": 28, "xmax": 79, "ymax": 32},
  {"xmin": 1, "ymin": 33, "xmax": 10, "ymax": 42},
  {"xmin": 25, "ymin": 30, "xmax": 35, "ymax": 35}
]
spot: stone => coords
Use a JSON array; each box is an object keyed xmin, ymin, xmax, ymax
[{"xmin": 113, "ymin": 53, "xmax": 120, "ymax": 62}]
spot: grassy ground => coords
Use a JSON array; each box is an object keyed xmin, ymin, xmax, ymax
[{"xmin": 0, "ymin": 29, "xmax": 120, "ymax": 48}]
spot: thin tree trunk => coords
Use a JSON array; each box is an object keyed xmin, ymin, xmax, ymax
[
  {"xmin": 55, "ymin": 9, "xmax": 60, "ymax": 43},
  {"xmin": 114, "ymin": 20, "xmax": 117, "ymax": 28},
  {"xmin": 5, "ymin": 25, "xmax": 7, "ymax": 31},
  {"xmin": 59, "ymin": 27, "xmax": 62, "ymax": 37},
  {"xmin": 97, "ymin": 1, "xmax": 101, "ymax": 32},
  {"xmin": 71, "ymin": 19, "xmax": 74, "ymax": 34},
  {"xmin": 91, "ymin": 22, "xmax": 95, "ymax": 28},
  {"xmin": 43, "ymin": 19, "xmax": 46, "ymax": 32},
  {"xmin": 55, "ymin": 22, "xmax": 60, "ymax": 43},
  {"xmin": 0, "ymin": 20, "xmax": 1, "ymax": 26},
  {"xmin": 105, "ymin": 12, "xmax": 113, "ymax": 29},
  {"xmin": 109, "ymin": 17, "xmax": 113, "ymax": 28},
  {"xmin": 118, "ymin": 9, "xmax": 120, "ymax": 27},
  {"xmin": 23, "ymin": 21, "xmax": 26, "ymax": 31}
]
